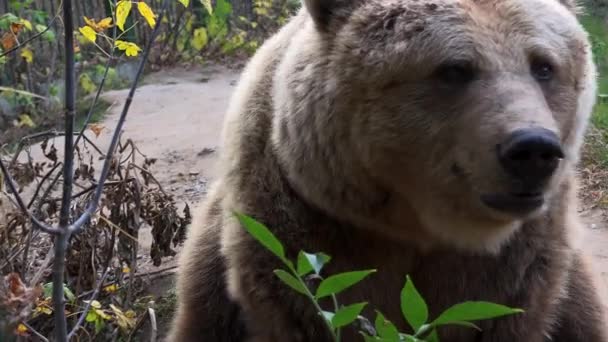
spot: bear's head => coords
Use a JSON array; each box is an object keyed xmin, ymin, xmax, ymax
[{"xmin": 272, "ymin": 0, "xmax": 596, "ymax": 253}]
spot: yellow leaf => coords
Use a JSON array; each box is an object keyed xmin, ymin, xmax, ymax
[
  {"xmin": 110, "ymin": 304, "xmax": 137, "ymax": 330},
  {"xmin": 20, "ymin": 48, "xmax": 33, "ymax": 63},
  {"xmin": 200, "ymin": 0, "xmax": 212, "ymax": 14},
  {"xmin": 98, "ymin": 17, "xmax": 114, "ymax": 30},
  {"xmin": 89, "ymin": 123, "xmax": 105, "ymax": 137},
  {"xmin": 137, "ymin": 2, "xmax": 156, "ymax": 28},
  {"xmin": 178, "ymin": 0, "xmax": 190, "ymax": 7},
  {"xmin": 192, "ymin": 27, "xmax": 208, "ymax": 51},
  {"xmin": 15, "ymin": 323, "xmax": 28, "ymax": 336},
  {"xmin": 79, "ymin": 26, "xmax": 97, "ymax": 43},
  {"xmin": 84, "ymin": 16, "xmax": 113, "ymax": 32},
  {"xmin": 103, "ymin": 284, "xmax": 119, "ymax": 293},
  {"xmin": 90, "ymin": 300, "xmax": 102, "ymax": 309},
  {"xmin": 84, "ymin": 16, "xmax": 95, "ymax": 28},
  {"xmin": 122, "ymin": 266, "xmax": 131, "ymax": 274},
  {"xmin": 19, "ymin": 19, "xmax": 32, "ymax": 31},
  {"xmin": 16, "ymin": 114, "xmax": 35, "ymax": 128},
  {"xmin": 115, "ymin": 40, "xmax": 141, "ymax": 57},
  {"xmin": 116, "ymin": 0, "xmax": 132, "ymax": 31},
  {"xmin": 95, "ymin": 308, "xmax": 111, "ymax": 320}
]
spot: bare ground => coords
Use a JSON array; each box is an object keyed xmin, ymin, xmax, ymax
[{"xmin": 12, "ymin": 64, "xmax": 608, "ymax": 331}]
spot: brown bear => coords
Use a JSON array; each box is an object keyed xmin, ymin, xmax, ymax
[{"xmin": 168, "ymin": 0, "xmax": 608, "ymax": 341}]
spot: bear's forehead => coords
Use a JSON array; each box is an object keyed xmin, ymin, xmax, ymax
[
  {"xmin": 339, "ymin": 0, "xmax": 584, "ymax": 67},
  {"xmin": 347, "ymin": 0, "xmax": 580, "ymax": 41}
]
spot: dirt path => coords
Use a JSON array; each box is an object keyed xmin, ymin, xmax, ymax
[{"xmin": 93, "ymin": 64, "xmax": 608, "ymax": 309}]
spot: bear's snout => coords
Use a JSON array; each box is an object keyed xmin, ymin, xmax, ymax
[{"xmin": 497, "ymin": 128, "xmax": 564, "ymax": 191}]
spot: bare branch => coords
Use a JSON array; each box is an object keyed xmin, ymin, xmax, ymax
[
  {"xmin": 27, "ymin": 162, "xmax": 63, "ymax": 209},
  {"xmin": 11, "ymin": 131, "xmax": 105, "ymax": 166},
  {"xmin": 73, "ymin": 0, "xmax": 119, "ymax": 149},
  {"xmin": 22, "ymin": 321, "xmax": 50, "ymax": 342},
  {"xmin": 148, "ymin": 306, "xmax": 158, "ymax": 342},
  {"xmin": 0, "ymin": 158, "xmax": 61, "ymax": 235},
  {"xmin": 70, "ymin": 1, "xmax": 170, "ymax": 235},
  {"xmin": 0, "ymin": 14, "xmax": 60, "ymax": 58},
  {"xmin": 52, "ymin": 0, "xmax": 77, "ymax": 339}
]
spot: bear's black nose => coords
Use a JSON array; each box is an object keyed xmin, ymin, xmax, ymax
[{"xmin": 498, "ymin": 128, "xmax": 564, "ymax": 189}]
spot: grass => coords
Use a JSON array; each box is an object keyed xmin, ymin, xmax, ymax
[
  {"xmin": 580, "ymin": 13, "xmax": 608, "ymax": 207},
  {"xmin": 74, "ymin": 96, "xmax": 112, "ymax": 131}
]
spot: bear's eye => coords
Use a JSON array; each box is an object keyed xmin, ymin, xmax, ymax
[
  {"xmin": 434, "ymin": 62, "xmax": 476, "ymax": 84},
  {"xmin": 531, "ymin": 59, "xmax": 554, "ymax": 82}
]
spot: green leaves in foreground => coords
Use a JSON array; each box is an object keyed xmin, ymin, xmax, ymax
[
  {"xmin": 316, "ymin": 270, "xmax": 376, "ymax": 299},
  {"xmin": 235, "ymin": 212, "xmax": 285, "ymax": 261},
  {"xmin": 401, "ymin": 275, "xmax": 428, "ymax": 332},
  {"xmin": 298, "ymin": 251, "xmax": 331, "ymax": 276},
  {"xmin": 431, "ymin": 301, "xmax": 524, "ymax": 327},
  {"xmin": 235, "ymin": 212, "xmax": 524, "ymax": 342},
  {"xmin": 332, "ymin": 302, "xmax": 368, "ymax": 328}
]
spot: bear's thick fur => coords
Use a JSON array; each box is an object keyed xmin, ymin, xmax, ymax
[{"xmin": 168, "ymin": 0, "xmax": 608, "ymax": 340}]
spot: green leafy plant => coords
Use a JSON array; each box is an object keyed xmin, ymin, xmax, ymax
[{"xmin": 235, "ymin": 213, "xmax": 524, "ymax": 342}]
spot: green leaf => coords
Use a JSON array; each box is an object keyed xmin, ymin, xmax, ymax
[
  {"xmin": 432, "ymin": 301, "xmax": 524, "ymax": 326},
  {"xmin": 403, "ymin": 335, "xmax": 424, "ymax": 342},
  {"xmin": 273, "ymin": 270, "xmax": 308, "ymax": 296},
  {"xmin": 235, "ymin": 213, "xmax": 285, "ymax": 260},
  {"xmin": 297, "ymin": 251, "xmax": 331, "ymax": 276},
  {"xmin": 63, "ymin": 284, "xmax": 76, "ymax": 302},
  {"xmin": 360, "ymin": 332, "xmax": 379, "ymax": 342},
  {"xmin": 315, "ymin": 270, "xmax": 376, "ymax": 299},
  {"xmin": 42, "ymin": 283, "xmax": 52, "ymax": 298},
  {"xmin": 374, "ymin": 311, "xmax": 400, "ymax": 341},
  {"xmin": 426, "ymin": 330, "xmax": 440, "ymax": 342},
  {"xmin": 401, "ymin": 275, "xmax": 428, "ymax": 331},
  {"xmin": 85, "ymin": 311, "xmax": 97, "ymax": 323},
  {"xmin": 94, "ymin": 318, "xmax": 104, "ymax": 333},
  {"xmin": 41, "ymin": 283, "xmax": 76, "ymax": 302},
  {"xmin": 178, "ymin": 0, "xmax": 190, "ymax": 7},
  {"xmin": 331, "ymin": 302, "xmax": 367, "ymax": 328}
]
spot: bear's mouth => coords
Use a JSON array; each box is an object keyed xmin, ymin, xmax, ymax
[{"xmin": 480, "ymin": 192, "xmax": 544, "ymax": 215}]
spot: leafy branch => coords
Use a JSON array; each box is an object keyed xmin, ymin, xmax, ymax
[
  {"xmin": 235, "ymin": 213, "xmax": 524, "ymax": 342},
  {"xmin": 0, "ymin": 0, "xmax": 172, "ymax": 341}
]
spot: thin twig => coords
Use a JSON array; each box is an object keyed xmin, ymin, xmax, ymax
[
  {"xmin": 0, "ymin": 158, "xmax": 61, "ymax": 235},
  {"xmin": 69, "ymin": 1, "xmax": 170, "ymax": 235},
  {"xmin": 22, "ymin": 321, "xmax": 50, "ymax": 342},
  {"xmin": 27, "ymin": 162, "xmax": 63, "ymax": 209},
  {"xmin": 73, "ymin": 0, "xmax": 118, "ymax": 149},
  {"xmin": 0, "ymin": 14, "xmax": 60, "ymax": 58},
  {"xmin": 67, "ymin": 268, "xmax": 111, "ymax": 339},
  {"xmin": 11, "ymin": 131, "xmax": 105, "ymax": 165},
  {"xmin": 148, "ymin": 305, "xmax": 158, "ymax": 342},
  {"xmin": 30, "ymin": 248, "xmax": 55, "ymax": 286}
]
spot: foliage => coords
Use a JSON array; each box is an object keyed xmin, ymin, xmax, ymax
[
  {"xmin": 0, "ymin": 1, "xmax": 191, "ymax": 341},
  {"xmin": 236, "ymin": 213, "xmax": 524, "ymax": 342},
  {"xmin": 580, "ymin": 11, "xmax": 608, "ymax": 207},
  {"xmin": 0, "ymin": 131, "xmax": 191, "ymax": 340}
]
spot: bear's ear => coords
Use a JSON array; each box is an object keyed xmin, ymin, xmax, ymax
[{"xmin": 304, "ymin": 0, "xmax": 357, "ymax": 30}]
